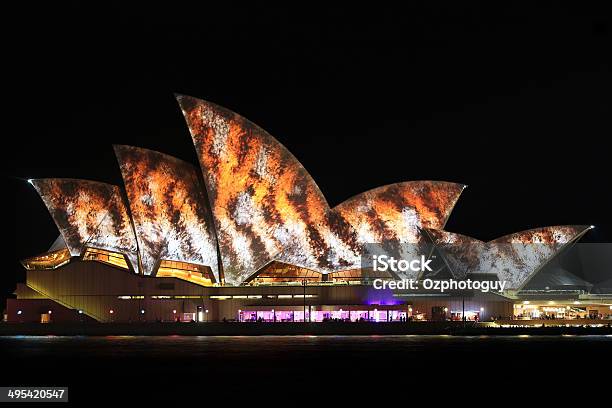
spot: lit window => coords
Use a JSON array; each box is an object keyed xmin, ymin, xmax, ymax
[
  {"xmin": 83, "ymin": 247, "xmax": 129, "ymax": 269},
  {"xmin": 21, "ymin": 248, "xmax": 71, "ymax": 270},
  {"xmin": 157, "ymin": 260, "xmax": 214, "ymax": 286}
]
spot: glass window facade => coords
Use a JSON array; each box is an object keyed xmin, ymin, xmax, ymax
[
  {"xmin": 156, "ymin": 260, "xmax": 214, "ymax": 286},
  {"xmin": 21, "ymin": 248, "xmax": 71, "ymax": 270},
  {"xmin": 83, "ymin": 247, "xmax": 129, "ymax": 269}
]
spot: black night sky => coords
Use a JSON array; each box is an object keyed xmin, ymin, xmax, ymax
[{"xmin": 3, "ymin": 3, "xmax": 611, "ymax": 302}]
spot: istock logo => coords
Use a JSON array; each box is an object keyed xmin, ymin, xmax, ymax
[{"xmin": 372, "ymin": 255, "xmax": 433, "ymax": 273}]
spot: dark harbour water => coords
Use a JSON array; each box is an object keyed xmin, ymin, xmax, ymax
[{"xmin": 1, "ymin": 335, "xmax": 611, "ymax": 403}]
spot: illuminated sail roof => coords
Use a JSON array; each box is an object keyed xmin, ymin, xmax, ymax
[
  {"xmin": 177, "ymin": 95, "xmax": 361, "ymax": 284},
  {"xmin": 334, "ymin": 181, "xmax": 464, "ymax": 243},
  {"xmin": 114, "ymin": 145, "xmax": 220, "ymax": 281},
  {"xmin": 30, "ymin": 178, "xmax": 139, "ymax": 272},
  {"xmin": 426, "ymin": 225, "xmax": 592, "ymax": 289},
  {"xmin": 333, "ymin": 181, "xmax": 465, "ymax": 280},
  {"xmin": 24, "ymin": 96, "xmax": 594, "ymax": 288}
]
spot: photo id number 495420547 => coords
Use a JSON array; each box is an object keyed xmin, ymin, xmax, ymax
[{"xmin": 0, "ymin": 387, "xmax": 68, "ymax": 402}]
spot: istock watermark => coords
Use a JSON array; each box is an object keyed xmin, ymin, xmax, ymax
[
  {"xmin": 372, "ymin": 278, "xmax": 507, "ymax": 293},
  {"xmin": 372, "ymin": 254, "xmax": 433, "ymax": 273}
]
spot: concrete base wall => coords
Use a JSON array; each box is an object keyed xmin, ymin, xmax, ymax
[{"xmin": 11, "ymin": 260, "xmax": 515, "ymax": 323}]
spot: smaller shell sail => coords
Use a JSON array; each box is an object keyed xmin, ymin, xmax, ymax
[
  {"xmin": 31, "ymin": 178, "xmax": 139, "ymax": 273},
  {"xmin": 427, "ymin": 226, "xmax": 592, "ymax": 289},
  {"xmin": 114, "ymin": 145, "xmax": 220, "ymax": 281},
  {"xmin": 333, "ymin": 181, "xmax": 465, "ymax": 280}
]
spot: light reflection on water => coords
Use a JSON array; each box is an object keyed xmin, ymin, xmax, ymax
[
  {"xmin": 2, "ymin": 334, "xmax": 611, "ymax": 353},
  {"xmin": 2, "ymin": 335, "xmax": 611, "ymax": 364}
]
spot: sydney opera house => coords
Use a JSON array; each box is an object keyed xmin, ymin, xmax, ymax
[{"xmin": 6, "ymin": 95, "xmax": 612, "ymax": 324}]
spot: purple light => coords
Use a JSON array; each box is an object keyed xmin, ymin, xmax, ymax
[{"xmin": 365, "ymin": 287, "xmax": 400, "ymax": 306}]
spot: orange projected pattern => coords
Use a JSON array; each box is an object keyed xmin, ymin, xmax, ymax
[
  {"xmin": 332, "ymin": 181, "xmax": 464, "ymax": 280},
  {"xmin": 31, "ymin": 179, "xmax": 139, "ymax": 273},
  {"xmin": 334, "ymin": 181, "xmax": 465, "ymax": 243},
  {"xmin": 178, "ymin": 95, "xmax": 362, "ymax": 285},
  {"xmin": 114, "ymin": 146, "xmax": 219, "ymax": 280},
  {"xmin": 427, "ymin": 225, "xmax": 591, "ymax": 289},
  {"xmin": 491, "ymin": 226, "xmax": 588, "ymax": 245},
  {"xmin": 26, "ymin": 98, "xmax": 592, "ymax": 288}
]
